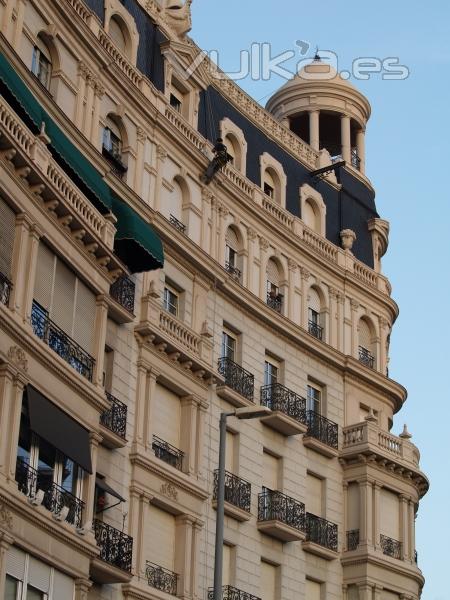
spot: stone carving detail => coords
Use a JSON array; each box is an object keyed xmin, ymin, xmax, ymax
[
  {"xmin": 0, "ymin": 503, "xmax": 13, "ymax": 530},
  {"xmin": 7, "ymin": 346, "xmax": 28, "ymax": 372},
  {"xmin": 340, "ymin": 229, "xmax": 356, "ymax": 251},
  {"xmin": 163, "ymin": 1, "xmax": 193, "ymax": 38},
  {"xmin": 160, "ymin": 482, "xmax": 178, "ymax": 501}
]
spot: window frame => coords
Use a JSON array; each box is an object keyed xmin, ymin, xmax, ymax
[
  {"xmin": 31, "ymin": 44, "xmax": 52, "ymax": 90},
  {"xmin": 307, "ymin": 383, "xmax": 321, "ymax": 414},
  {"xmin": 222, "ymin": 330, "xmax": 237, "ymax": 362},
  {"xmin": 264, "ymin": 359, "xmax": 279, "ymax": 387},
  {"xmin": 163, "ymin": 285, "xmax": 179, "ymax": 318}
]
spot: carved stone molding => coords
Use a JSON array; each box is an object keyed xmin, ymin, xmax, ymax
[
  {"xmin": 160, "ymin": 482, "xmax": 178, "ymax": 501},
  {"xmin": 7, "ymin": 346, "xmax": 28, "ymax": 372},
  {"xmin": 0, "ymin": 503, "xmax": 13, "ymax": 530}
]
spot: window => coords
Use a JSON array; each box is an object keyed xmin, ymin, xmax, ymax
[
  {"xmin": 263, "ymin": 181, "xmax": 274, "ymax": 198},
  {"xmin": 307, "ymin": 472, "xmax": 323, "ymax": 516},
  {"xmin": 31, "ymin": 38, "xmax": 52, "ymax": 89},
  {"xmin": 307, "ymin": 384, "xmax": 321, "ymax": 414},
  {"xmin": 170, "ymin": 93, "xmax": 182, "ymax": 113},
  {"xmin": 261, "ymin": 561, "xmax": 278, "ymax": 600},
  {"xmin": 163, "ymin": 286, "xmax": 178, "ymax": 317},
  {"xmin": 266, "ymin": 258, "xmax": 283, "ymax": 313},
  {"xmin": 220, "ymin": 118, "xmax": 247, "ymax": 173},
  {"xmin": 264, "ymin": 359, "xmax": 278, "ymax": 387},
  {"xmin": 308, "ymin": 288, "xmax": 323, "ymax": 340},
  {"xmin": 5, "ymin": 575, "xmax": 19, "ymax": 600},
  {"xmin": 222, "ymin": 331, "xmax": 236, "ymax": 362},
  {"xmin": 305, "ymin": 579, "xmax": 322, "ymax": 600},
  {"xmin": 102, "ymin": 116, "xmax": 127, "ymax": 178},
  {"xmin": 358, "ymin": 318, "xmax": 375, "ymax": 367},
  {"xmin": 109, "ymin": 15, "xmax": 127, "ymax": 55},
  {"xmin": 225, "ymin": 227, "xmax": 241, "ymax": 279}
]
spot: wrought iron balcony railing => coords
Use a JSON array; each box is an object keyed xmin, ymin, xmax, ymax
[
  {"xmin": 351, "ymin": 148, "xmax": 361, "ymax": 170},
  {"xmin": 258, "ymin": 488, "xmax": 305, "ymax": 532},
  {"xmin": 93, "ymin": 519, "xmax": 133, "ymax": 572},
  {"xmin": 305, "ymin": 512, "xmax": 338, "ymax": 552},
  {"xmin": 306, "ymin": 410, "xmax": 339, "ymax": 449},
  {"xmin": 217, "ymin": 357, "xmax": 254, "ymax": 402},
  {"xmin": 169, "ymin": 214, "xmax": 186, "ymax": 234},
  {"xmin": 260, "ymin": 383, "xmax": 306, "ymax": 425},
  {"xmin": 358, "ymin": 345, "xmax": 375, "ymax": 369},
  {"xmin": 15, "ymin": 457, "xmax": 84, "ymax": 528},
  {"xmin": 208, "ymin": 585, "xmax": 261, "ymax": 600},
  {"xmin": 101, "ymin": 392, "xmax": 127, "ymax": 439},
  {"xmin": 213, "ymin": 469, "xmax": 251, "ymax": 513},
  {"xmin": 266, "ymin": 293, "xmax": 283, "ymax": 313},
  {"xmin": 31, "ymin": 301, "xmax": 95, "ymax": 381},
  {"xmin": 0, "ymin": 271, "xmax": 12, "ymax": 306},
  {"xmin": 346, "ymin": 529, "xmax": 359, "ymax": 551},
  {"xmin": 225, "ymin": 261, "xmax": 241, "ymax": 280},
  {"xmin": 308, "ymin": 319, "xmax": 323, "ymax": 340},
  {"xmin": 152, "ymin": 435, "xmax": 184, "ymax": 471},
  {"xmin": 110, "ymin": 275, "xmax": 135, "ymax": 313},
  {"xmin": 414, "ymin": 549, "xmax": 418, "ymax": 564},
  {"xmin": 102, "ymin": 146, "xmax": 127, "ymax": 179},
  {"xmin": 380, "ymin": 534, "xmax": 402, "ymax": 560},
  {"xmin": 146, "ymin": 561, "xmax": 178, "ymax": 595}
]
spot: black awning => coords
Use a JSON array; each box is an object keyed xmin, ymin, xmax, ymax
[
  {"xmin": 95, "ymin": 476, "xmax": 125, "ymax": 502},
  {"xmin": 27, "ymin": 385, "xmax": 92, "ymax": 473}
]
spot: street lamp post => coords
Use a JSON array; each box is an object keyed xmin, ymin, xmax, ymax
[{"xmin": 213, "ymin": 406, "xmax": 271, "ymax": 600}]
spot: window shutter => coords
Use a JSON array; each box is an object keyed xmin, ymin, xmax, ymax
[
  {"xmin": 262, "ymin": 451, "xmax": 278, "ymax": 490},
  {"xmin": 261, "ymin": 562, "xmax": 277, "ymax": 600},
  {"xmin": 306, "ymin": 579, "xmax": 321, "ymax": 600},
  {"xmin": 308, "ymin": 288, "xmax": 321, "ymax": 313},
  {"xmin": 266, "ymin": 259, "xmax": 279, "ymax": 286},
  {"xmin": 5, "ymin": 546, "xmax": 26, "ymax": 580},
  {"xmin": 53, "ymin": 570, "xmax": 75, "ymax": 599},
  {"xmin": 73, "ymin": 278, "xmax": 96, "ymax": 355},
  {"xmin": 52, "ymin": 258, "xmax": 76, "ymax": 335},
  {"xmin": 380, "ymin": 489, "xmax": 400, "ymax": 538},
  {"xmin": 359, "ymin": 319, "xmax": 372, "ymax": 349},
  {"xmin": 222, "ymin": 544, "xmax": 232, "ymax": 585},
  {"xmin": 146, "ymin": 504, "xmax": 176, "ymax": 570},
  {"xmin": 28, "ymin": 556, "xmax": 51, "ymax": 593},
  {"xmin": 153, "ymin": 384, "xmax": 181, "ymax": 447},
  {"xmin": 347, "ymin": 482, "xmax": 359, "ymax": 530},
  {"xmin": 225, "ymin": 227, "xmax": 239, "ymax": 251},
  {"xmin": 0, "ymin": 198, "xmax": 16, "ymax": 278},
  {"xmin": 34, "ymin": 243, "xmax": 55, "ymax": 310},
  {"xmin": 225, "ymin": 431, "xmax": 235, "ymax": 473},
  {"xmin": 307, "ymin": 473, "xmax": 323, "ymax": 516}
]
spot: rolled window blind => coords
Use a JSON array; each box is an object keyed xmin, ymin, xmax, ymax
[
  {"xmin": 34, "ymin": 243, "xmax": 55, "ymax": 310},
  {"xmin": 5, "ymin": 546, "xmax": 26, "ymax": 580},
  {"xmin": 308, "ymin": 288, "xmax": 321, "ymax": 313},
  {"xmin": 225, "ymin": 227, "xmax": 239, "ymax": 251},
  {"xmin": 359, "ymin": 319, "xmax": 372, "ymax": 349},
  {"xmin": 153, "ymin": 383, "xmax": 181, "ymax": 447},
  {"xmin": 266, "ymin": 259, "xmax": 279, "ymax": 286},
  {"xmin": 28, "ymin": 556, "xmax": 51, "ymax": 593},
  {"xmin": 73, "ymin": 278, "xmax": 96, "ymax": 354},
  {"xmin": 0, "ymin": 197, "xmax": 16, "ymax": 278},
  {"xmin": 52, "ymin": 258, "xmax": 76, "ymax": 335}
]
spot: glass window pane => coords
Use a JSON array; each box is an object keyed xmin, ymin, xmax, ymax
[
  {"xmin": 37, "ymin": 437, "xmax": 56, "ymax": 490},
  {"xmin": 26, "ymin": 585, "xmax": 44, "ymax": 600},
  {"xmin": 5, "ymin": 575, "xmax": 19, "ymax": 600},
  {"xmin": 17, "ymin": 410, "xmax": 31, "ymax": 463},
  {"xmin": 60, "ymin": 457, "xmax": 78, "ymax": 495},
  {"xmin": 307, "ymin": 385, "xmax": 321, "ymax": 413}
]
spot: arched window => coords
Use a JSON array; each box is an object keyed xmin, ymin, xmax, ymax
[
  {"xmin": 220, "ymin": 118, "xmax": 247, "ymax": 174},
  {"xmin": 300, "ymin": 184, "xmax": 327, "ymax": 236},
  {"xmin": 308, "ymin": 287, "xmax": 323, "ymax": 340},
  {"xmin": 358, "ymin": 318, "xmax": 375, "ymax": 368},
  {"xmin": 266, "ymin": 258, "xmax": 283, "ymax": 313},
  {"xmin": 263, "ymin": 169, "xmax": 277, "ymax": 200},
  {"xmin": 31, "ymin": 35, "xmax": 52, "ymax": 89},
  {"xmin": 225, "ymin": 226, "xmax": 242, "ymax": 281},
  {"xmin": 303, "ymin": 200, "xmax": 320, "ymax": 232},
  {"xmin": 260, "ymin": 153, "xmax": 287, "ymax": 207},
  {"xmin": 109, "ymin": 16, "xmax": 128, "ymax": 55},
  {"xmin": 161, "ymin": 176, "xmax": 188, "ymax": 233},
  {"xmin": 102, "ymin": 115, "xmax": 127, "ymax": 179},
  {"xmin": 224, "ymin": 134, "xmax": 242, "ymax": 171}
]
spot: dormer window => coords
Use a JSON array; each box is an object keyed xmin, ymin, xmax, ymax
[
  {"xmin": 102, "ymin": 116, "xmax": 127, "ymax": 179},
  {"xmin": 264, "ymin": 182, "xmax": 275, "ymax": 199},
  {"xmin": 31, "ymin": 37, "xmax": 52, "ymax": 89},
  {"xmin": 170, "ymin": 92, "xmax": 182, "ymax": 113},
  {"xmin": 103, "ymin": 127, "xmax": 122, "ymax": 162}
]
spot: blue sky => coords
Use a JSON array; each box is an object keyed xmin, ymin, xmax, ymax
[{"xmin": 191, "ymin": 2, "xmax": 450, "ymax": 598}]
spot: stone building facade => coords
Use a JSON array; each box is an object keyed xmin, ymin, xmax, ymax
[{"xmin": 0, "ymin": 1, "xmax": 428, "ymax": 600}]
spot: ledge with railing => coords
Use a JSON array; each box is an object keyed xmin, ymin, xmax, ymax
[
  {"xmin": 260, "ymin": 383, "xmax": 306, "ymax": 425},
  {"xmin": 305, "ymin": 410, "xmax": 339, "ymax": 450},
  {"xmin": 258, "ymin": 488, "xmax": 305, "ymax": 532},
  {"xmin": 308, "ymin": 319, "xmax": 323, "ymax": 341},
  {"xmin": 358, "ymin": 345, "xmax": 375, "ymax": 369},
  {"xmin": 380, "ymin": 534, "xmax": 402, "ymax": 560},
  {"xmin": 169, "ymin": 214, "xmax": 187, "ymax": 234},
  {"xmin": 93, "ymin": 519, "xmax": 133, "ymax": 572},
  {"xmin": 346, "ymin": 529, "xmax": 360, "ymax": 551},
  {"xmin": 152, "ymin": 435, "xmax": 184, "ymax": 471},
  {"xmin": 225, "ymin": 261, "xmax": 241, "ymax": 281},
  {"xmin": 266, "ymin": 292, "xmax": 283, "ymax": 313},
  {"xmin": 110, "ymin": 275, "xmax": 135, "ymax": 314},
  {"xmin": 213, "ymin": 469, "xmax": 251, "ymax": 513},
  {"xmin": 305, "ymin": 512, "xmax": 338, "ymax": 552},
  {"xmin": 217, "ymin": 357, "xmax": 254, "ymax": 402},
  {"xmin": 15, "ymin": 457, "xmax": 84, "ymax": 528},
  {"xmin": 100, "ymin": 392, "xmax": 127, "ymax": 439},
  {"xmin": 0, "ymin": 271, "xmax": 12, "ymax": 306},
  {"xmin": 31, "ymin": 301, "xmax": 95, "ymax": 381},
  {"xmin": 208, "ymin": 585, "xmax": 261, "ymax": 600},
  {"xmin": 146, "ymin": 561, "xmax": 178, "ymax": 595}
]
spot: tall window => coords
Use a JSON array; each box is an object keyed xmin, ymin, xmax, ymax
[
  {"xmin": 308, "ymin": 288, "xmax": 323, "ymax": 340},
  {"xmin": 225, "ymin": 227, "xmax": 241, "ymax": 279},
  {"xmin": 307, "ymin": 384, "xmax": 321, "ymax": 414},
  {"xmin": 170, "ymin": 93, "xmax": 182, "ymax": 113},
  {"xmin": 31, "ymin": 37, "xmax": 52, "ymax": 89},
  {"xmin": 102, "ymin": 116, "xmax": 127, "ymax": 178},
  {"xmin": 264, "ymin": 360, "xmax": 278, "ymax": 387},
  {"xmin": 163, "ymin": 286, "xmax": 179, "ymax": 317},
  {"xmin": 109, "ymin": 15, "xmax": 127, "ymax": 55},
  {"xmin": 222, "ymin": 331, "xmax": 236, "ymax": 362}
]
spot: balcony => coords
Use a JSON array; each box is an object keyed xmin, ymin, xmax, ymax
[
  {"xmin": 225, "ymin": 261, "xmax": 242, "ymax": 281},
  {"xmin": 380, "ymin": 534, "xmax": 402, "ymax": 560},
  {"xmin": 260, "ymin": 383, "xmax": 307, "ymax": 436},
  {"xmin": 110, "ymin": 275, "xmax": 135, "ymax": 314},
  {"xmin": 152, "ymin": 435, "xmax": 184, "ymax": 471},
  {"xmin": 303, "ymin": 512, "xmax": 338, "ymax": 560},
  {"xmin": 216, "ymin": 357, "xmax": 255, "ymax": 407},
  {"xmin": 303, "ymin": 410, "xmax": 339, "ymax": 458},
  {"xmin": 358, "ymin": 345, "xmax": 375, "ymax": 369},
  {"xmin": 100, "ymin": 392, "xmax": 127, "ymax": 448},
  {"xmin": 257, "ymin": 488, "xmax": 306, "ymax": 542},
  {"xmin": 102, "ymin": 146, "xmax": 127, "ymax": 179},
  {"xmin": 308, "ymin": 320, "xmax": 323, "ymax": 341},
  {"xmin": 351, "ymin": 148, "xmax": 361, "ymax": 170},
  {"xmin": 146, "ymin": 561, "xmax": 178, "ymax": 595},
  {"xmin": 31, "ymin": 301, "xmax": 95, "ymax": 381},
  {"xmin": 208, "ymin": 585, "xmax": 261, "ymax": 600},
  {"xmin": 346, "ymin": 529, "xmax": 359, "ymax": 551},
  {"xmin": 169, "ymin": 214, "xmax": 186, "ymax": 234},
  {"xmin": 266, "ymin": 292, "xmax": 283, "ymax": 313},
  {"xmin": 91, "ymin": 519, "xmax": 133, "ymax": 583},
  {"xmin": 213, "ymin": 469, "xmax": 251, "ymax": 521},
  {"xmin": 0, "ymin": 271, "xmax": 12, "ymax": 306}
]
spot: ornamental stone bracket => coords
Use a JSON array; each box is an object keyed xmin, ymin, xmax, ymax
[{"xmin": 145, "ymin": 0, "xmax": 193, "ymax": 40}]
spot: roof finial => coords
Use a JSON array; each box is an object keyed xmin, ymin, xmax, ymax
[{"xmin": 314, "ymin": 46, "xmax": 321, "ymax": 61}]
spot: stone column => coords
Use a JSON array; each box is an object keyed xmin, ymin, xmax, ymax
[
  {"xmin": 195, "ymin": 403, "xmax": 207, "ymax": 478},
  {"xmin": 75, "ymin": 63, "xmax": 88, "ymax": 129},
  {"xmin": 350, "ymin": 300, "xmax": 360, "ymax": 358},
  {"xmin": 144, "ymin": 368, "xmax": 159, "ymax": 451},
  {"xmin": 82, "ymin": 432, "xmax": 102, "ymax": 527},
  {"xmin": 128, "ymin": 488, "xmax": 143, "ymax": 574},
  {"xmin": 83, "ymin": 75, "xmax": 95, "ymax": 139},
  {"xmin": 0, "ymin": 366, "xmax": 15, "ymax": 476},
  {"xmin": 299, "ymin": 267, "xmax": 310, "ymax": 329},
  {"xmin": 379, "ymin": 317, "xmax": 389, "ymax": 376},
  {"xmin": 400, "ymin": 494, "xmax": 409, "ymax": 560},
  {"xmin": 10, "ymin": 214, "xmax": 32, "ymax": 318},
  {"xmin": 210, "ymin": 198, "xmax": 218, "ymax": 261},
  {"xmin": 7, "ymin": 374, "xmax": 27, "ymax": 482},
  {"xmin": 309, "ymin": 110, "xmax": 320, "ymax": 151},
  {"xmin": 358, "ymin": 479, "xmax": 372, "ymax": 545},
  {"xmin": 1, "ymin": 0, "xmax": 15, "ymax": 42},
  {"xmin": 175, "ymin": 515, "xmax": 195, "ymax": 600},
  {"xmin": 341, "ymin": 114, "xmax": 351, "ymax": 164},
  {"xmin": 180, "ymin": 396, "xmax": 198, "ymax": 476},
  {"xmin": 287, "ymin": 260, "xmax": 297, "ymax": 322},
  {"xmin": 356, "ymin": 128, "xmax": 366, "ymax": 174},
  {"xmin": 12, "ymin": 0, "xmax": 26, "ymax": 49},
  {"xmin": 134, "ymin": 360, "xmax": 150, "ymax": 448},
  {"xmin": 0, "ymin": 534, "xmax": 15, "ymax": 598},
  {"xmin": 74, "ymin": 579, "xmax": 92, "ymax": 600},
  {"xmin": 373, "ymin": 483, "xmax": 381, "ymax": 550},
  {"xmin": 336, "ymin": 292, "xmax": 345, "ymax": 352},
  {"xmin": 217, "ymin": 204, "xmax": 229, "ymax": 266},
  {"xmin": 92, "ymin": 296, "xmax": 109, "ymax": 388},
  {"xmin": 409, "ymin": 500, "xmax": 416, "ymax": 563},
  {"xmin": 23, "ymin": 224, "xmax": 42, "ymax": 326},
  {"xmin": 258, "ymin": 237, "xmax": 270, "ymax": 300},
  {"xmin": 200, "ymin": 189, "xmax": 212, "ymax": 252},
  {"xmin": 90, "ymin": 81, "xmax": 104, "ymax": 149},
  {"xmin": 152, "ymin": 144, "xmax": 167, "ymax": 212},
  {"xmin": 134, "ymin": 128, "xmax": 147, "ymax": 196},
  {"xmin": 374, "ymin": 585, "xmax": 383, "ymax": 600},
  {"xmin": 246, "ymin": 228, "xmax": 257, "ymax": 293},
  {"xmin": 342, "ymin": 482, "xmax": 348, "ymax": 546},
  {"xmin": 358, "ymin": 584, "xmax": 373, "ymax": 600},
  {"xmin": 137, "ymin": 492, "xmax": 151, "ymax": 577},
  {"xmin": 328, "ymin": 288, "xmax": 338, "ymax": 348}
]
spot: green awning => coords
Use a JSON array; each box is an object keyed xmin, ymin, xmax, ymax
[{"xmin": 112, "ymin": 195, "xmax": 164, "ymax": 273}]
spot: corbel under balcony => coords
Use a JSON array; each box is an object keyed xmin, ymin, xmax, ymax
[{"xmin": 135, "ymin": 295, "xmax": 215, "ymax": 384}]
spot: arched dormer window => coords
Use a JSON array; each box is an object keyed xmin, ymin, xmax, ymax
[
  {"xmin": 163, "ymin": 176, "xmax": 188, "ymax": 234},
  {"xmin": 220, "ymin": 118, "xmax": 247, "ymax": 174},
  {"xmin": 358, "ymin": 317, "xmax": 376, "ymax": 368},
  {"xmin": 31, "ymin": 35, "xmax": 52, "ymax": 89},
  {"xmin": 104, "ymin": 0, "xmax": 139, "ymax": 64},
  {"xmin": 300, "ymin": 183, "xmax": 326, "ymax": 236},
  {"xmin": 263, "ymin": 169, "xmax": 277, "ymax": 200},
  {"xmin": 225, "ymin": 226, "xmax": 242, "ymax": 281},
  {"xmin": 109, "ymin": 15, "xmax": 129, "ymax": 56},
  {"xmin": 307, "ymin": 287, "xmax": 324, "ymax": 341},
  {"xmin": 266, "ymin": 258, "xmax": 283, "ymax": 313},
  {"xmin": 260, "ymin": 153, "xmax": 286, "ymax": 207},
  {"xmin": 102, "ymin": 115, "xmax": 127, "ymax": 179}
]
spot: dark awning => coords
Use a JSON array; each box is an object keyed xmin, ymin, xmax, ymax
[
  {"xmin": 95, "ymin": 476, "xmax": 125, "ymax": 502},
  {"xmin": 26, "ymin": 385, "xmax": 92, "ymax": 473}
]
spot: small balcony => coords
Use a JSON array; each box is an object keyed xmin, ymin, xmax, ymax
[
  {"xmin": 351, "ymin": 148, "xmax": 361, "ymax": 170},
  {"xmin": 152, "ymin": 435, "xmax": 184, "ymax": 471},
  {"xmin": 380, "ymin": 534, "xmax": 402, "ymax": 560},
  {"xmin": 208, "ymin": 585, "xmax": 261, "ymax": 600},
  {"xmin": 31, "ymin": 301, "xmax": 95, "ymax": 381},
  {"xmin": 213, "ymin": 469, "xmax": 251, "ymax": 521},
  {"xmin": 169, "ymin": 214, "xmax": 186, "ymax": 234},
  {"xmin": 358, "ymin": 345, "xmax": 375, "ymax": 369},
  {"xmin": 308, "ymin": 319, "xmax": 323, "ymax": 341},
  {"xmin": 216, "ymin": 357, "xmax": 255, "ymax": 407},
  {"xmin": 100, "ymin": 392, "xmax": 128, "ymax": 448},
  {"xmin": 110, "ymin": 275, "xmax": 135, "ymax": 314},
  {"xmin": 303, "ymin": 512, "xmax": 338, "ymax": 559},
  {"xmin": 102, "ymin": 146, "xmax": 127, "ymax": 179},
  {"xmin": 146, "ymin": 561, "xmax": 178, "ymax": 595},
  {"xmin": 0, "ymin": 271, "xmax": 12, "ymax": 306},
  {"xmin": 91, "ymin": 519, "xmax": 133, "ymax": 583},
  {"xmin": 15, "ymin": 457, "xmax": 84, "ymax": 528},
  {"xmin": 257, "ymin": 488, "xmax": 306, "ymax": 542},
  {"xmin": 346, "ymin": 529, "xmax": 359, "ymax": 551},
  {"xmin": 266, "ymin": 292, "xmax": 283, "ymax": 313},
  {"xmin": 303, "ymin": 410, "xmax": 339, "ymax": 458},
  {"xmin": 260, "ymin": 383, "xmax": 307, "ymax": 436},
  {"xmin": 225, "ymin": 261, "xmax": 242, "ymax": 281}
]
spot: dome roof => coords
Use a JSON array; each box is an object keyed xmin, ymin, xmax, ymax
[{"xmin": 281, "ymin": 57, "xmax": 356, "ymax": 92}]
